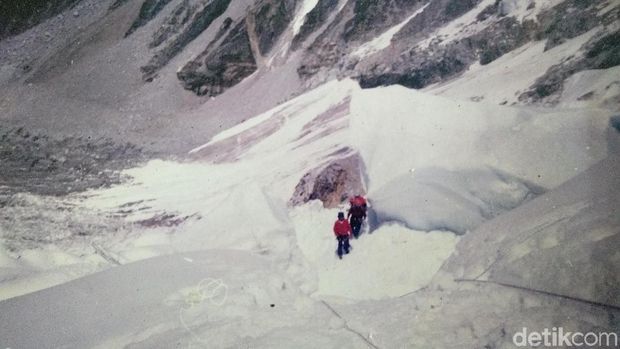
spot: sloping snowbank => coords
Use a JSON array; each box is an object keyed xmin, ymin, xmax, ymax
[
  {"xmin": 1, "ymin": 77, "xmax": 613, "ymax": 305},
  {"xmin": 436, "ymin": 155, "xmax": 620, "ymax": 307},
  {"xmin": 371, "ymin": 167, "xmax": 541, "ymax": 234},
  {"xmin": 290, "ymin": 201, "xmax": 458, "ymax": 300},
  {"xmin": 350, "ymin": 83, "xmax": 610, "ymax": 192},
  {"xmin": 0, "ymin": 250, "xmax": 362, "ymax": 348},
  {"xmin": 316, "ymin": 156, "xmax": 620, "ymax": 349}
]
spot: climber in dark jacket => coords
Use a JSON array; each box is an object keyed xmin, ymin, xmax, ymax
[{"xmin": 347, "ymin": 195, "xmax": 367, "ymax": 239}]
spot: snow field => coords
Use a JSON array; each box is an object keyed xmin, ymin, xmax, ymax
[
  {"xmin": 0, "ymin": 250, "xmax": 365, "ymax": 348},
  {"xmin": 350, "ymin": 82, "xmax": 611, "ymax": 192},
  {"xmin": 290, "ymin": 201, "xmax": 459, "ymax": 300},
  {"xmin": 370, "ymin": 167, "xmax": 539, "ymax": 234},
  {"xmin": 1, "ymin": 74, "xmax": 613, "ymax": 304}
]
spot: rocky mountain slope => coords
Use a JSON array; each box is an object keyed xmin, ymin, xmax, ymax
[{"xmin": 1, "ymin": 0, "xmax": 618, "ymax": 155}]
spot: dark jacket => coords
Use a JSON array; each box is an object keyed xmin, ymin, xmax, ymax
[{"xmin": 348, "ymin": 205, "xmax": 366, "ymax": 220}]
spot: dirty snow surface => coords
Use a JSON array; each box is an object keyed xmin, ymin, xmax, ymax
[{"xmin": 1, "ymin": 78, "xmax": 619, "ymax": 348}]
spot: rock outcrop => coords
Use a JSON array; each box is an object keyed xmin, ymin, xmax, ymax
[
  {"xmin": 296, "ymin": 0, "xmax": 620, "ymax": 103},
  {"xmin": 124, "ymin": 0, "xmax": 174, "ymax": 37},
  {"xmin": 251, "ymin": 0, "xmax": 298, "ymax": 55},
  {"xmin": 177, "ymin": 19, "xmax": 257, "ymax": 96},
  {"xmin": 140, "ymin": 0, "xmax": 232, "ymax": 81},
  {"xmin": 359, "ymin": 15, "xmax": 536, "ymax": 89},
  {"xmin": 358, "ymin": 0, "xmax": 617, "ymax": 90},
  {"xmin": 176, "ymin": 0, "xmax": 299, "ymax": 96},
  {"xmin": 520, "ymin": 30, "xmax": 620, "ymax": 103},
  {"xmin": 289, "ymin": 151, "xmax": 366, "ymax": 208},
  {"xmin": 291, "ymin": 0, "xmax": 338, "ymax": 50}
]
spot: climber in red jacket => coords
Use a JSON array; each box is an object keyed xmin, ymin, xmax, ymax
[{"xmin": 333, "ymin": 212, "xmax": 352, "ymax": 259}]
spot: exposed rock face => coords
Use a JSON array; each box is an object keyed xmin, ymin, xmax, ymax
[
  {"xmin": 393, "ymin": 0, "xmax": 483, "ymax": 41},
  {"xmin": 359, "ymin": 16, "xmax": 535, "ymax": 89},
  {"xmin": 177, "ymin": 20, "xmax": 257, "ymax": 96},
  {"xmin": 536, "ymin": 0, "xmax": 610, "ymax": 51},
  {"xmin": 343, "ymin": 0, "xmax": 429, "ymax": 42},
  {"xmin": 297, "ymin": 0, "xmax": 484, "ymax": 84},
  {"xmin": 297, "ymin": 0, "xmax": 435, "ymax": 81},
  {"xmin": 0, "ymin": 0, "xmax": 83, "ymax": 39},
  {"xmin": 140, "ymin": 0, "xmax": 232, "ymax": 80},
  {"xmin": 520, "ymin": 30, "xmax": 620, "ymax": 103},
  {"xmin": 476, "ymin": 17, "xmax": 535, "ymax": 65},
  {"xmin": 291, "ymin": 0, "xmax": 338, "ymax": 50},
  {"xmin": 149, "ymin": 0, "xmax": 195, "ymax": 48},
  {"xmin": 359, "ymin": 0, "xmax": 617, "ymax": 90},
  {"xmin": 124, "ymin": 0, "xmax": 174, "ymax": 37},
  {"xmin": 176, "ymin": 0, "xmax": 300, "ymax": 96},
  {"xmin": 108, "ymin": 0, "xmax": 132, "ymax": 11},
  {"xmin": 252, "ymin": 0, "xmax": 298, "ymax": 55},
  {"xmin": 296, "ymin": 0, "xmax": 619, "ymax": 102},
  {"xmin": 289, "ymin": 151, "xmax": 366, "ymax": 208}
]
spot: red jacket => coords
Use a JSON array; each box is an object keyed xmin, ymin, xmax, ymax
[{"xmin": 333, "ymin": 219, "xmax": 352, "ymax": 237}]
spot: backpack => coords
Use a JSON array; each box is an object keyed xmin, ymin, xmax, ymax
[{"xmin": 349, "ymin": 195, "xmax": 366, "ymax": 208}]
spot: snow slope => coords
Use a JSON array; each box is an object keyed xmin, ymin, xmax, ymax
[
  {"xmin": 370, "ymin": 167, "xmax": 541, "ymax": 234},
  {"xmin": 1, "ymin": 76, "xmax": 613, "ymax": 302},
  {"xmin": 333, "ymin": 155, "xmax": 620, "ymax": 349},
  {"xmin": 1, "ymin": 129, "xmax": 616, "ymax": 349},
  {"xmin": 437, "ymin": 154, "xmax": 620, "ymax": 308},
  {"xmin": 0, "ymin": 250, "xmax": 363, "ymax": 349},
  {"xmin": 0, "ymin": 75, "xmax": 617, "ymax": 347},
  {"xmin": 350, "ymin": 83, "xmax": 611, "ymax": 191},
  {"xmin": 290, "ymin": 201, "xmax": 459, "ymax": 300}
]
